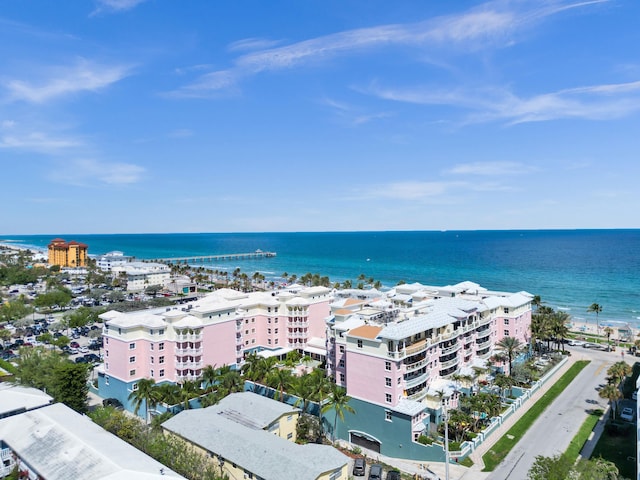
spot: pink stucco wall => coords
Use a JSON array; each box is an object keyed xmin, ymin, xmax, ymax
[{"xmin": 346, "ymin": 350, "xmax": 402, "ymax": 406}]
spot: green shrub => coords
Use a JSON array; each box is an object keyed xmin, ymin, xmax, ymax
[{"xmin": 417, "ymin": 434, "xmax": 433, "ymax": 445}]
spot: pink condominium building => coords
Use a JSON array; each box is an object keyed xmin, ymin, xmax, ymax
[
  {"xmin": 97, "ymin": 286, "xmax": 332, "ymax": 406},
  {"xmin": 326, "ymin": 281, "xmax": 533, "ymax": 409}
]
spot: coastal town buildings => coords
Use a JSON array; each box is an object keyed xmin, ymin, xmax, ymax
[
  {"xmin": 162, "ymin": 391, "xmax": 350, "ymax": 480},
  {"xmin": 97, "ymin": 286, "xmax": 333, "ymax": 408},
  {"xmin": 47, "ymin": 238, "xmax": 88, "ymax": 267},
  {"xmin": 97, "ymin": 279, "xmax": 532, "ymax": 462},
  {"xmin": 96, "ymin": 250, "xmax": 133, "ymax": 272},
  {"xmin": 111, "ymin": 261, "xmax": 171, "ymax": 292}
]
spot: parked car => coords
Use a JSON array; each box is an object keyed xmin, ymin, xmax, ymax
[
  {"xmin": 620, "ymin": 407, "xmax": 634, "ymax": 421},
  {"xmin": 70, "ymin": 341, "xmax": 80, "ymax": 348},
  {"xmin": 632, "ymin": 391, "xmax": 637, "ymax": 401},
  {"xmin": 386, "ymin": 471, "xmax": 401, "ymax": 480},
  {"xmin": 353, "ymin": 458, "xmax": 366, "ymax": 476},
  {"xmin": 78, "ymin": 346, "xmax": 89, "ymax": 353},
  {"xmin": 102, "ymin": 398, "xmax": 124, "ymax": 410},
  {"xmin": 368, "ymin": 464, "xmax": 383, "ymax": 480},
  {"xmin": 83, "ymin": 353, "xmax": 100, "ymax": 363}
]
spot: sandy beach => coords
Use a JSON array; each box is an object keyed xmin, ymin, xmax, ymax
[{"xmin": 568, "ymin": 319, "xmax": 636, "ymax": 343}]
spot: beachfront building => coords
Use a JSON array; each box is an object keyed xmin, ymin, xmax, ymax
[
  {"xmin": 97, "ymin": 286, "xmax": 332, "ymax": 411},
  {"xmin": 111, "ymin": 261, "xmax": 171, "ymax": 292},
  {"xmin": 47, "ymin": 238, "xmax": 88, "ymax": 267},
  {"xmin": 0, "ymin": 402, "xmax": 185, "ymax": 480},
  {"xmin": 162, "ymin": 391, "xmax": 349, "ymax": 480},
  {"xmin": 324, "ymin": 281, "xmax": 533, "ymax": 457},
  {"xmin": 96, "ymin": 250, "xmax": 133, "ymax": 272}
]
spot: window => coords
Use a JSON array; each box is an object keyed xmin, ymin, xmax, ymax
[
  {"xmin": 504, "ymin": 318, "xmax": 510, "ymax": 325},
  {"xmin": 268, "ymin": 319, "xmax": 271, "ymax": 324},
  {"xmin": 150, "ymin": 344, "xmax": 154, "ymax": 351},
  {"xmin": 287, "ymin": 415, "xmax": 293, "ymax": 421},
  {"xmin": 245, "ymin": 330, "xmax": 249, "ymax": 335},
  {"xmin": 397, "ymin": 377, "xmax": 401, "ymax": 384},
  {"xmin": 245, "ymin": 341, "xmax": 249, "ymax": 345},
  {"xmin": 159, "ymin": 356, "xmax": 165, "ymax": 364},
  {"xmin": 129, "ymin": 342, "xmax": 135, "ymax": 349},
  {"xmin": 357, "ymin": 339, "xmax": 363, "ymax": 348},
  {"xmin": 385, "ymin": 377, "xmax": 392, "ymax": 387},
  {"xmin": 274, "ymin": 328, "xmax": 278, "ymax": 334},
  {"xmin": 105, "ymin": 338, "xmax": 109, "ymax": 344},
  {"xmin": 150, "ymin": 369, "xmax": 154, "ymax": 377},
  {"xmin": 251, "ymin": 328, "xmax": 255, "ymax": 333},
  {"xmin": 287, "ymin": 432, "xmax": 293, "ymax": 439},
  {"xmin": 150, "ymin": 329, "xmax": 154, "ymax": 335},
  {"xmin": 268, "ymin": 328, "xmax": 271, "ymax": 334},
  {"xmin": 275, "ymin": 339, "xmax": 278, "ymax": 344},
  {"xmin": 159, "ymin": 369, "xmax": 164, "ymax": 377},
  {"xmin": 106, "ymin": 350, "xmax": 109, "ymax": 357},
  {"xmin": 105, "ymin": 362, "xmax": 109, "ymax": 370},
  {"xmin": 338, "ymin": 359, "xmax": 345, "ymax": 368},
  {"xmin": 245, "ymin": 319, "xmax": 249, "ymax": 324},
  {"xmin": 129, "ymin": 356, "xmax": 135, "ymax": 363},
  {"xmin": 385, "ymin": 393, "xmax": 392, "ymax": 403},
  {"xmin": 339, "ymin": 345, "xmax": 345, "ymax": 353},
  {"xmin": 150, "ymin": 357, "xmax": 154, "ymax": 364},
  {"xmin": 251, "ymin": 339, "xmax": 256, "ymax": 344},
  {"xmin": 275, "ymin": 318, "xmax": 278, "ymax": 323},
  {"xmin": 159, "ymin": 343, "xmax": 164, "ymax": 351},
  {"xmin": 252, "ymin": 318, "xmax": 255, "ymax": 323},
  {"xmin": 385, "ymin": 361, "xmax": 391, "ymax": 371},
  {"xmin": 159, "ymin": 329, "xmax": 164, "ymax": 335},
  {"xmin": 268, "ymin": 339, "xmax": 272, "ymax": 345},
  {"xmin": 339, "ymin": 373, "xmax": 345, "ymax": 382},
  {"xmin": 385, "ymin": 410, "xmax": 392, "ymax": 422},
  {"xmin": 130, "ymin": 369, "xmax": 136, "ymax": 376},
  {"xmin": 105, "ymin": 375, "xmax": 109, "ymax": 385},
  {"xmin": 504, "ymin": 330, "xmax": 510, "ymax": 336},
  {"xmin": 504, "ymin": 308, "xmax": 510, "ymax": 314}
]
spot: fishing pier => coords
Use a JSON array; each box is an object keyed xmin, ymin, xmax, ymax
[{"xmin": 152, "ymin": 250, "xmax": 276, "ymax": 264}]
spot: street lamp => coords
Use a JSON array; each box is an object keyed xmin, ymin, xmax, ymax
[{"xmin": 442, "ymin": 396, "xmax": 450, "ymax": 480}]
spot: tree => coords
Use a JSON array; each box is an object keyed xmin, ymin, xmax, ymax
[
  {"xmin": 496, "ymin": 337, "xmax": 523, "ymax": 376},
  {"xmin": 607, "ymin": 361, "xmax": 631, "ymax": 387},
  {"xmin": 603, "ymin": 326, "xmax": 614, "ymax": 349},
  {"xmin": 550, "ymin": 311, "xmax": 570, "ymax": 351},
  {"xmin": 267, "ymin": 368, "xmax": 293, "ymax": 402},
  {"xmin": 291, "ymin": 374, "xmax": 315, "ymax": 414},
  {"xmin": 128, "ymin": 378, "xmax": 160, "ymax": 423},
  {"xmin": 321, "ymin": 383, "xmax": 356, "ymax": 442},
  {"xmin": 587, "ymin": 303, "xmax": 603, "ymax": 333},
  {"xmin": 598, "ymin": 384, "xmax": 622, "ymax": 418},
  {"xmin": 0, "ymin": 297, "xmax": 33, "ymax": 323},
  {"xmin": 52, "ymin": 362, "xmax": 90, "ymax": 413},
  {"xmin": 527, "ymin": 453, "xmax": 574, "ymax": 480}
]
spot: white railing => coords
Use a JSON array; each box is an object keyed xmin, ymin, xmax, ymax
[
  {"xmin": 287, "ymin": 332, "xmax": 307, "ymax": 339},
  {"xmin": 404, "ymin": 357, "xmax": 429, "ymax": 373},
  {"xmin": 440, "ymin": 343, "xmax": 461, "ymax": 355},
  {"xmin": 288, "ymin": 321, "xmax": 309, "ymax": 328},
  {"xmin": 440, "ymin": 357, "xmax": 459, "ymax": 369},
  {"xmin": 175, "ymin": 361, "xmax": 203, "ymax": 369},
  {"xmin": 476, "ymin": 340, "xmax": 491, "ymax": 350},
  {"xmin": 176, "ymin": 334, "xmax": 202, "ymax": 342},
  {"xmin": 175, "ymin": 347, "xmax": 203, "ymax": 356},
  {"xmin": 404, "ymin": 371, "xmax": 429, "ymax": 389}
]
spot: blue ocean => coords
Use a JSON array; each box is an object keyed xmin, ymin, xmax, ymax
[{"xmin": 2, "ymin": 230, "xmax": 639, "ymax": 327}]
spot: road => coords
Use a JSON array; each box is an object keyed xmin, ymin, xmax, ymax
[{"xmin": 486, "ymin": 346, "xmax": 621, "ymax": 480}]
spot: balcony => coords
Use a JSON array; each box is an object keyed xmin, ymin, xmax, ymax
[
  {"xmin": 476, "ymin": 340, "xmax": 491, "ymax": 350},
  {"xmin": 440, "ymin": 343, "xmax": 460, "ymax": 356},
  {"xmin": 175, "ymin": 373, "xmax": 200, "ymax": 382},
  {"xmin": 175, "ymin": 347, "xmax": 203, "ymax": 356},
  {"xmin": 176, "ymin": 333, "xmax": 202, "ymax": 342},
  {"xmin": 175, "ymin": 360, "xmax": 203, "ymax": 369},
  {"xmin": 404, "ymin": 339, "xmax": 429, "ymax": 356},
  {"xmin": 404, "ymin": 357, "xmax": 429, "ymax": 373},
  {"xmin": 288, "ymin": 320, "xmax": 309, "ymax": 328},
  {"xmin": 440, "ymin": 357, "xmax": 459, "ymax": 369},
  {"xmin": 287, "ymin": 331, "xmax": 308, "ymax": 339},
  {"xmin": 404, "ymin": 371, "xmax": 429, "ymax": 389},
  {"xmin": 407, "ymin": 389, "xmax": 429, "ymax": 402}
]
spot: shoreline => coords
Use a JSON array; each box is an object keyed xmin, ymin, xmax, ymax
[{"xmin": 567, "ymin": 319, "xmax": 636, "ymax": 342}]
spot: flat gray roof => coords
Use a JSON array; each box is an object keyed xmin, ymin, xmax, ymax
[
  {"xmin": 0, "ymin": 383, "xmax": 52, "ymax": 417},
  {"xmin": 215, "ymin": 391, "xmax": 299, "ymax": 429},
  {"xmin": 162, "ymin": 402, "xmax": 348, "ymax": 480}
]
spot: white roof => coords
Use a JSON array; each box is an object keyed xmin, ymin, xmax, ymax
[
  {"xmin": 0, "ymin": 384, "xmax": 53, "ymax": 417},
  {"xmin": 257, "ymin": 347, "xmax": 293, "ymax": 358},
  {"xmin": 393, "ymin": 398, "xmax": 427, "ymax": 417},
  {"xmin": 172, "ymin": 315, "xmax": 203, "ymax": 328},
  {"xmin": 0, "ymin": 403, "xmax": 185, "ymax": 480}
]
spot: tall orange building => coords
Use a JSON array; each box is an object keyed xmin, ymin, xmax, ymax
[{"xmin": 47, "ymin": 238, "xmax": 88, "ymax": 267}]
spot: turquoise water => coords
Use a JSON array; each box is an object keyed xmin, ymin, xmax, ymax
[{"xmin": 2, "ymin": 230, "xmax": 639, "ymax": 326}]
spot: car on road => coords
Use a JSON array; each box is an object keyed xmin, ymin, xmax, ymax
[
  {"xmin": 353, "ymin": 458, "xmax": 366, "ymax": 476},
  {"xmin": 386, "ymin": 471, "xmax": 401, "ymax": 480},
  {"xmin": 568, "ymin": 340, "xmax": 584, "ymax": 346},
  {"xmin": 620, "ymin": 407, "xmax": 634, "ymax": 422}
]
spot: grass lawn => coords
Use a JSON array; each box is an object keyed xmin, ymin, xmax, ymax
[
  {"xmin": 482, "ymin": 360, "xmax": 590, "ymax": 471},
  {"xmin": 591, "ymin": 422, "xmax": 636, "ymax": 480},
  {"xmin": 564, "ymin": 408, "xmax": 603, "ymax": 462}
]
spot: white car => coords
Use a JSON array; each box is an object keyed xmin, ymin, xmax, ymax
[
  {"xmin": 78, "ymin": 346, "xmax": 89, "ymax": 353},
  {"xmin": 632, "ymin": 391, "xmax": 637, "ymax": 401},
  {"xmin": 620, "ymin": 407, "xmax": 634, "ymax": 422}
]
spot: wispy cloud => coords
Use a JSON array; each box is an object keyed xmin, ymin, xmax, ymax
[
  {"xmin": 355, "ymin": 180, "xmax": 467, "ymax": 201},
  {"xmin": 366, "ymin": 79, "xmax": 640, "ymax": 124},
  {"xmin": 447, "ymin": 161, "xmax": 537, "ymax": 175},
  {"xmin": 320, "ymin": 97, "xmax": 392, "ymax": 126},
  {"xmin": 169, "ymin": 0, "xmax": 607, "ymax": 97},
  {"xmin": 227, "ymin": 37, "xmax": 283, "ymax": 52},
  {"xmin": 0, "ymin": 131, "xmax": 82, "ymax": 153},
  {"xmin": 49, "ymin": 158, "xmax": 145, "ymax": 186},
  {"xmin": 91, "ymin": 0, "xmax": 148, "ymax": 15},
  {"xmin": 3, "ymin": 58, "xmax": 131, "ymax": 103}
]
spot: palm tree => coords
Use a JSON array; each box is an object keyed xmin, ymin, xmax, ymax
[
  {"xmin": 267, "ymin": 368, "xmax": 293, "ymax": 401},
  {"xmin": 496, "ymin": 337, "xmax": 523, "ymax": 376},
  {"xmin": 603, "ymin": 326, "xmax": 614, "ymax": 350},
  {"xmin": 588, "ymin": 303, "xmax": 603, "ymax": 334},
  {"xmin": 551, "ymin": 311, "xmax": 570, "ymax": 351},
  {"xmin": 128, "ymin": 378, "xmax": 160, "ymax": 423},
  {"xmin": 201, "ymin": 364, "xmax": 218, "ymax": 392},
  {"xmin": 179, "ymin": 379, "xmax": 202, "ymax": 410},
  {"xmin": 291, "ymin": 374, "xmax": 314, "ymax": 414},
  {"xmin": 607, "ymin": 361, "xmax": 631, "ymax": 387},
  {"xmin": 321, "ymin": 383, "xmax": 356, "ymax": 443},
  {"xmin": 599, "ymin": 384, "xmax": 622, "ymax": 418}
]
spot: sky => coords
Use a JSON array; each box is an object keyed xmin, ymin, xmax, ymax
[{"xmin": 1, "ymin": 0, "xmax": 639, "ymax": 234}]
